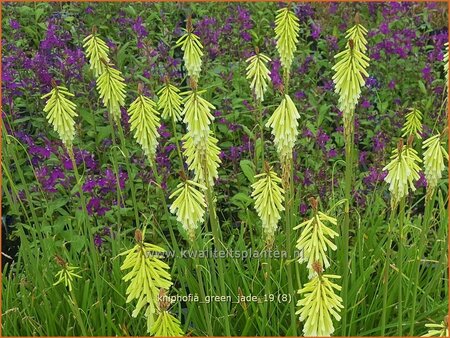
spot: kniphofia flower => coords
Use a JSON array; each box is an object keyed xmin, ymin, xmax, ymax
[
  {"xmin": 293, "ymin": 209, "xmax": 338, "ymax": 273},
  {"xmin": 53, "ymin": 256, "xmax": 81, "ymax": 292},
  {"xmin": 246, "ymin": 52, "xmax": 272, "ymax": 102},
  {"xmin": 183, "ymin": 132, "xmax": 221, "ymax": 185},
  {"xmin": 422, "ymin": 318, "xmax": 449, "ymax": 337},
  {"xmin": 332, "ymin": 23, "xmax": 369, "ymax": 140},
  {"xmin": 82, "ymin": 31, "xmax": 110, "ymax": 77},
  {"xmin": 383, "ymin": 142, "xmax": 422, "ymax": 207},
  {"xmin": 128, "ymin": 90, "xmax": 161, "ymax": 162},
  {"xmin": 422, "ymin": 133, "xmax": 448, "ymax": 192},
  {"xmin": 176, "ymin": 19, "xmax": 203, "ymax": 80},
  {"xmin": 274, "ymin": 7, "xmax": 300, "ymax": 70},
  {"xmin": 182, "ymin": 90, "xmax": 215, "ymax": 144},
  {"xmin": 169, "ymin": 179, "xmax": 207, "ymax": 241},
  {"xmin": 150, "ymin": 310, "xmax": 184, "ymax": 336},
  {"xmin": 402, "ymin": 108, "xmax": 423, "ymax": 139},
  {"xmin": 266, "ymin": 94, "xmax": 300, "ymax": 162},
  {"xmin": 296, "ymin": 270, "xmax": 343, "ymax": 337},
  {"xmin": 120, "ymin": 229, "xmax": 172, "ymax": 326},
  {"xmin": 42, "ymin": 84, "xmax": 78, "ymax": 151},
  {"xmin": 251, "ymin": 164, "xmax": 285, "ymax": 246},
  {"xmin": 96, "ymin": 62, "xmax": 127, "ymax": 123},
  {"xmin": 157, "ymin": 82, "xmax": 183, "ymax": 121}
]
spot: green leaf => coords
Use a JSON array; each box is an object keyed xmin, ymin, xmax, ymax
[{"xmin": 240, "ymin": 160, "xmax": 256, "ymax": 184}]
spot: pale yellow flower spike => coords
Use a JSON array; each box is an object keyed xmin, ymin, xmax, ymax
[
  {"xmin": 128, "ymin": 92, "xmax": 161, "ymax": 162},
  {"xmin": 274, "ymin": 6, "xmax": 300, "ymax": 70},
  {"xmin": 120, "ymin": 229, "xmax": 172, "ymax": 327},
  {"xmin": 53, "ymin": 265, "xmax": 81, "ymax": 292},
  {"xmin": 150, "ymin": 310, "xmax": 184, "ymax": 337},
  {"xmin": 157, "ymin": 82, "xmax": 183, "ymax": 122},
  {"xmin": 251, "ymin": 165, "xmax": 285, "ymax": 246},
  {"xmin": 82, "ymin": 31, "xmax": 110, "ymax": 78},
  {"xmin": 383, "ymin": 143, "xmax": 422, "ymax": 207},
  {"xmin": 182, "ymin": 90, "xmax": 215, "ymax": 144},
  {"xmin": 96, "ymin": 62, "xmax": 127, "ymax": 123},
  {"xmin": 332, "ymin": 23, "xmax": 369, "ymax": 139},
  {"xmin": 169, "ymin": 179, "xmax": 207, "ymax": 241},
  {"xmin": 422, "ymin": 134, "xmax": 448, "ymax": 193},
  {"xmin": 42, "ymin": 85, "xmax": 78, "ymax": 151},
  {"xmin": 183, "ymin": 132, "xmax": 222, "ymax": 185},
  {"xmin": 176, "ymin": 19, "xmax": 203, "ymax": 80},
  {"xmin": 402, "ymin": 108, "xmax": 423, "ymax": 139},
  {"xmin": 266, "ymin": 94, "xmax": 300, "ymax": 162},
  {"xmin": 296, "ymin": 272, "xmax": 344, "ymax": 337},
  {"xmin": 422, "ymin": 318, "xmax": 449, "ymax": 337},
  {"xmin": 294, "ymin": 210, "xmax": 339, "ymax": 274},
  {"xmin": 246, "ymin": 52, "xmax": 272, "ymax": 102}
]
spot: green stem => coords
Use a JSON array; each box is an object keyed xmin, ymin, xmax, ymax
[
  {"xmin": 205, "ymin": 182, "xmax": 231, "ymax": 336},
  {"xmin": 285, "ymin": 157, "xmax": 297, "ymax": 336},
  {"xmin": 115, "ymin": 122, "xmax": 140, "ymax": 228},
  {"xmin": 340, "ymin": 112, "xmax": 355, "ymax": 335},
  {"xmin": 191, "ymin": 241, "xmax": 213, "ymax": 336},
  {"xmin": 398, "ymin": 197, "xmax": 405, "ymax": 336},
  {"xmin": 381, "ymin": 204, "xmax": 398, "ymax": 335}
]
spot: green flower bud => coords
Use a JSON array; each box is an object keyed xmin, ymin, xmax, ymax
[{"xmin": 176, "ymin": 29, "xmax": 203, "ymax": 80}]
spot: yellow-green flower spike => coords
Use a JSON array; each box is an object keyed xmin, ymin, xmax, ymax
[
  {"xmin": 42, "ymin": 85, "xmax": 78, "ymax": 150},
  {"xmin": 246, "ymin": 52, "xmax": 272, "ymax": 102},
  {"xmin": 128, "ymin": 93, "xmax": 161, "ymax": 162},
  {"xmin": 157, "ymin": 82, "xmax": 183, "ymax": 121},
  {"xmin": 402, "ymin": 108, "xmax": 423, "ymax": 139},
  {"xmin": 274, "ymin": 7, "xmax": 299, "ymax": 70},
  {"xmin": 251, "ymin": 165, "xmax": 285, "ymax": 246},
  {"xmin": 53, "ymin": 264, "xmax": 81, "ymax": 292},
  {"xmin": 182, "ymin": 90, "xmax": 215, "ymax": 144},
  {"xmin": 422, "ymin": 134, "xmax": 448, "ymax": 193},
  {"xmin": 293, "ymin": 211, "xmax": 338, "ymax": 273},
  {"xmin": 96, "ymin": 62, "xmax": 127, "ymax": 123},
  {"xmin": 82, "ymin": 32, "xmax": 110, "ymax": 78},
  {"xmin": 169, "ymin": 179, "xmax": 207, "ymax": 241},
  {"xmin": 183, "ymin": 132, "xmax": 221, "ymax": 186},
  {"xmin": 383, "ymin": 143, "xmax": 422, "ymax": 207},
  {"xmin": 150, "ymin": 310, "xmax": 184, "ymax": 336},
  {"xmin": 332, "ymin": 23, "xmax": 369, "ymax": 139},
  {"xmin": 296, "ymin": 272, "xmax": 343, "ymax": 337},
  {"xmin": 266, "ymin": 94, "xmax": 300, "ymax": 162},
  {"xmin": 176, "ymin": 19, "xmax": 203, "ymax": 80},
  {"xmin": 422, "ymin": 319, "xmax": 449, "ymax": 337},
  {"xmin": 120, "ymin": 229, "xmax": 172, "ymax": 326}
]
